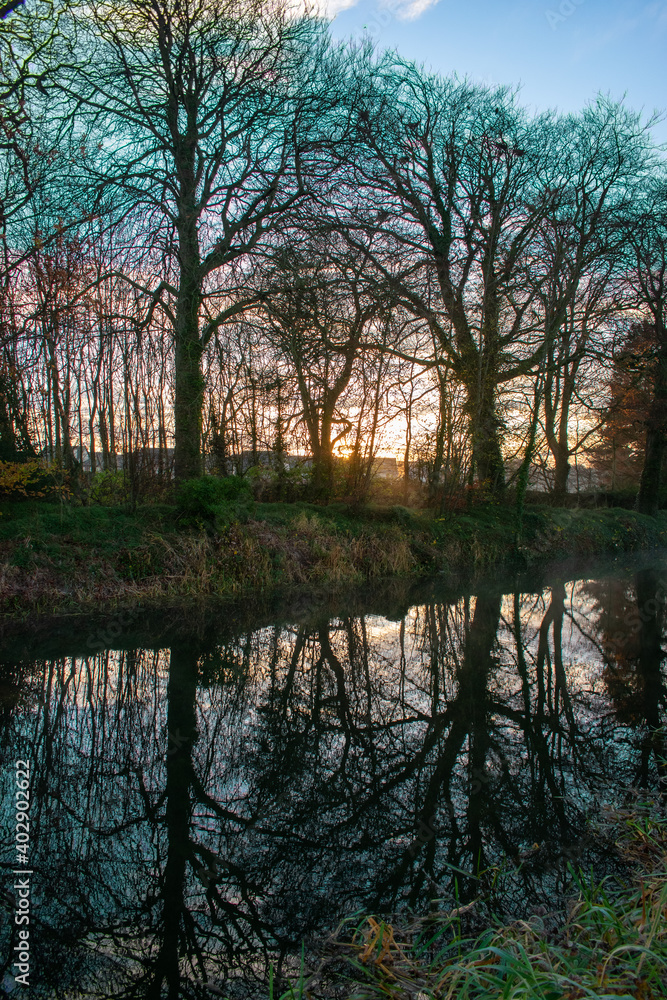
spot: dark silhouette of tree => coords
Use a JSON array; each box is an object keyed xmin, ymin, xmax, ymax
[
  {"xmin": 625, "ymin": 180, "xmax": 667, "ymax": 514},
  {"xmin": 586, "ymin": 321, "xmax": 657, "ymax": 489},
  {"xmin": 339, "ymin": 63, "xmax": 562, "ymax": 496},
  {"xmin": 37, "ymin": 0, "xmax": 342, "ymax": 480},
  {"xmin": 538, "ymin": 101, "xmax": 651, "ymax": 499},
  {"xmin": 0, "ymin": 0, "xmax": 66, "ymax": 460}
]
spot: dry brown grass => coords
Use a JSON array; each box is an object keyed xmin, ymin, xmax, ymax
[
  {"xmin": 0, "ymin": 513, "xmax": 419, "ymax": 617},
  {"xmin": 4, "ymin": 502, "xmax": 667, "ymax": 620}
]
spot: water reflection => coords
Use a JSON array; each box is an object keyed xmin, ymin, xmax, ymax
[
  {"xmin": 1, "ymin": 559, "xmax": 666, "ymax": 997},
  {"xmin": 586, "ymin": 566, "xmax": 667, "ymax": 790}
]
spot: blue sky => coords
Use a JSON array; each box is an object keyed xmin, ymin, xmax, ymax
[{"xmin": 327, "ymin": 0, "xmax": 667, "ymax": 145}]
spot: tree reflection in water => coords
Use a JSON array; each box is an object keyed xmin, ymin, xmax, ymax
[
  {"xmin": 1, "ymin": 560, "xmax": 666, "ymax": 997},
  {"xmin": 585, "ymin": 566, "xmax": 667, "ymax": 791}
]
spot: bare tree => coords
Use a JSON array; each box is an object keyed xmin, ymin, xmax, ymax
[
  {"xmin": 38, "ymin": 0, "xmax": 341, "ymax": 480},
  {"xmin": 0, "ymin": 0, "xmax": 65, "ymax": 460},
  {"xmin": 339, "ymin": 60, "xmax": 560, "ymax": 496},
  {"xmin": 261, "ymin": 234, "xmax": 391, "ymax": 495},
  {"xmin": 537, "ymin": 100, "xmax": 653, "ymax": 499}
]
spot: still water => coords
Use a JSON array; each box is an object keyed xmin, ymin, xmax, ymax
[{"xmin": 1, "ymin": 555, "xmax": 666, "ymax": 997}]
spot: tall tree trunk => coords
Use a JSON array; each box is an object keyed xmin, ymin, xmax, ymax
[
  {"xmin": 173, "ymin": 272, "xmax": 203, "ymax": 483},
  {"xmin": 515, "ymin": 376, "xmax": 543, "ymax": 536},
  {"xmin": 173, "ymin": 154, "xmax": 204, "ymax": 483},
  {"xmin": 313, "ymin": 406, "xmax": 334, "ymax": 498},
  {"xmin": 637, "ymin": 425, "xmax": 666, "ymax": 515},
  {"xmin": 466, "ymin": 372, "xmax": 505, "ymax": 496},
  {"xmin": 107, "ymin": 364, "xmax": 117, "ymax": 470},
  {"xmin": 551, "ymin": 373, "xmax": 575, "ymax": 502},
  {"xmin": 636, "ymin": 349, "xmax": 667, "ymax": 516},
  {"xmin": 430, "ymin": 377, "xmax": 448, "ymax": 505},
  {"xmin": 552, "ymin": 444, "xmax": 571, "ymax": 501}
]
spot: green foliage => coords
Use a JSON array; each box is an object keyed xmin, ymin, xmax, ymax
[
  {"xmin": 87, "ymin": 470, "xmax": 131, "ymax": 506},
  {"xmin": 0, "ymin": 460, "xmax": 71, "ymax": 501},
  {"xmin": 0, "ymin": 501, "xmax": 176, "ymax": 549},
  {"xmin": 253, "ymin": 501, "xmax": 328, "ymax": 527},
  {"xmin": 252, "ymin": 501, "xmax": 428, "ymax": 535},
  {"xmin": 3, "ymin": 499, "xmax": 667, "ymax": 616},
  {"xmin": 245, "ymin": 463, "xmax": 313, "ymax": 502},
  {"xmin": 176, "ymin": 475, "xmax": 253, "ymax": 526},
  {"xmin": 116, "ymin": 541, "xmax": 166, "ymax": 580}
]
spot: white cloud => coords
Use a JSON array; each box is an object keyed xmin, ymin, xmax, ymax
[
  {"xmin": 319, "ymin": 0, "xmax": 360, "ymax": 15},
  {"xmin": 390, "ymin": 0, "xmax": 442, "ymax": 20},
  {"xmin": 321, "ymin": 0, "xmax": 442, "ymax": 22}
]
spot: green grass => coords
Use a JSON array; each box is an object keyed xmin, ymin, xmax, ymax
[
  {"xmin": 272, "ymin": 803, "xmax": 667, "ymax": 1000},
  {"xmin": 0, "ymin": 500, "xmax": 177, "ymax": 549},
  {"xmin": 2, "ymin": 499, "xmax": 667, "ymax": 619},
  {"xmin": 254, "ymin": 501, "xmax": 350, "ymax": 529}
]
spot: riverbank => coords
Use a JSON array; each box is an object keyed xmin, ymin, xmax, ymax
[
  {"xmin": 2, "ymin": 499, "xmax": 667, "ymax": 620},
  {"xmin": 278, "ymin": 799, "xmax": 667, "ymax": 999}
]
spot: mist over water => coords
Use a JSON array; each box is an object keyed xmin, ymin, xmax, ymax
[{"xmin": 1, "ymin": 557, "xmax": 666, "ymax": 998}]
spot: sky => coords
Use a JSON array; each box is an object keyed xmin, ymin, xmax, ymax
[{"xmin": 326, "ymin": 0, "xmax": 667, "ymax": 146}]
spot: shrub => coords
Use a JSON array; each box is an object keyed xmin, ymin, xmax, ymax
[
  {"xmin": 177, "ymin": 475, "xmax": 253, "ymax": 526},
  {"xmin": 87, "ymin": 470, "xmax": 132, "ymax": 506},
  {"xmin": 245, "ymin": 463, "xmax": 312, "ymax": 502},
  {"xmin": 0, "ymin": 460, "xmax": 71, "ymax": 501}
]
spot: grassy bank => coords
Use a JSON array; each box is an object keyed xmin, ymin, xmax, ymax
[
  {"xmin": 2, "ymin": 499, "xmax": 667, "ymax": 619},
  {"xmin": 276, "ymin": 801, "xmax": 667, "ymax": 1000}
]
